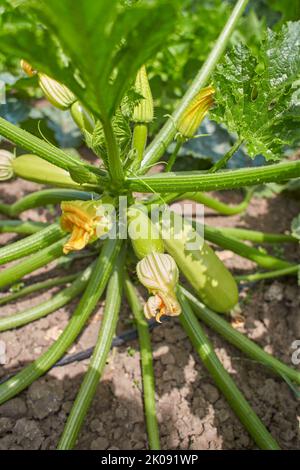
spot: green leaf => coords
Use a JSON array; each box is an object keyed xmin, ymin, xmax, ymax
[
  {"xmin": 0, "ymin": 0, "xmax": 177, "ymax": 118},
  {"xmin": 268, "ymin": 0, "xmax": 300, "ymax": 23},
  {"xmin": 211, "ymin": 21, "xmax": 300, "ymax": 161}
]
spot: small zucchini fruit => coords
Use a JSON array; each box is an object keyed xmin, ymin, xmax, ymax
[
  {"xmin": 12, "ymin": 154, "xmax": 80, "ymax": 188},
  {"xmin": 127, "ymin": 204, "xmax": 164, "ymax": 259}
]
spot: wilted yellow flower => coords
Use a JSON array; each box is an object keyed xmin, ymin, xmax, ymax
[
  {"xmin": 0, "ymin": 150, "xmax": 15, "ymax": 181},
  {"xmin": 133, "ymin": 65, "xmax": 154, "ymax": 123},
  {"xmin": 60, "ymin": 200, "xmax": 111, "ymax": 254},
  {"xmin": 177, "ymin": 85, "xmax": 215, "ymax": 138},
  {"xmin": 136, "ymin": 252, "xmax": 181, "ymax": 322}
]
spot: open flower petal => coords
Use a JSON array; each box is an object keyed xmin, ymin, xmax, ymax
[{"xmin": 60, "ymin": 200, "xmax": 111, "ymax": 254}]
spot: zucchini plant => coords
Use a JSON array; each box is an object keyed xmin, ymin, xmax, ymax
[{"xmin": 0, "ymin": 0, "xmax": 299, "ymax": 450}]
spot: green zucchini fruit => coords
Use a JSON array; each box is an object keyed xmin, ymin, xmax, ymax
[{"xmin": 160, "ymin": 210, "xmax": 238, "ymax": 313}]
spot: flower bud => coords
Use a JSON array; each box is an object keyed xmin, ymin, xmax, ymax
[
  {"xmin": 0, "ymin": 150, "xmax": 15, "ymax": 181},
  {"xmin": 136, "ymin": 252, "xmax": 181, "ymax": 322},
  {"xmin": 132, "ymin": 65, "xmax": 154, "ymax": 123},
  {"xmin": 21, "ymin": 60, "xmax": 76, "ymax": 110},
  {"xmin": 177, "ymin": 85, "xmax": 215, "ymax": 138},
  {"xmin": 60, "ymin": 199, "xmax": 113, "ymax": 254},
  {"xmin": 20, "ymin": 60, "xmax": 37, "ymax": 77},
  {"xmin": 38, "ymin": 73, "xmax": 76, "ymax": 110}
]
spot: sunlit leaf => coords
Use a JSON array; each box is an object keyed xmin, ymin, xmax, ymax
[{"xmin": 211, "ymin": 21, "xmax": 300, "ymax": 161}]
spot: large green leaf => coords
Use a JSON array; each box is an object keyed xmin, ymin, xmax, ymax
[
  {"xmin": 0, "ymin": 0, "xmax": 177, "ymax": 119},
  {"xmin": 211, "ymin": 21, "xmax": 300, "ymax": 161},
  {"xmin": 268, "ymin": 0, "xmax": 300, "ymax": 23}
]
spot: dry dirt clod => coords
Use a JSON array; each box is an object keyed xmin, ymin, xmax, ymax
[
  {"xmin": 0, "ymin": 397, "xmax": 27, "ymax": 418},
  {"xmin": 27, "ymin": 380, "xmax": 64, "ymax": 420}
]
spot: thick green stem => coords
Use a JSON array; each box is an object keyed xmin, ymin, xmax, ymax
[
  {"xmin": 0, "ymin": 117, "xmax": 104, "ymax": 182},
  {"xmin": 235, "ymin": 265, "xmax": 299, "ymax": 282},
  {"xmin": 140, "ymin": 0, "xmax": 249, "ymax": 171},
  {"xmin": 125, "ymin": 276, "xmax": 160, "ymax": 450},
  {"xmin": 127, "ymin": 160, "xmax": 300, "ymax": 193},
  {"xmin": 58, "ymin": 251, "xmax": 124, "ymax": 449},
  {"xmin": 0, "ymin": 266, "xmax": 92, "ymax": 331},
  {"xmin": 0, "ymin": 272, "xmax": 79, "ymax": 306},
  {"xmin": 0, "ymin": 237, "xmax": 67, "ymax": 290},
  {"xmin": 209, "ymin": 139, "xmax": 243, "ymax": 173},
  {"xmin": 0, "ymin": 220, "xmax": 47, "ymax": 235},
  {"xmin": 0, "ymin": 203, "xmax": 11, "ymax": 217},
  {"xmin": 0, "ymin": 238, "xmax": 121, "ymax": 405},
  {"xmin": 218, "ymin": 227, "xmax": 296, "ymax": 244},
  {"xmin": 178, "ymin": 290, "xmax": 280, "ymax": 450},
  {"xmin": 181, "ymin": 286, "xmax": 300, "ymax": 386},
  {"xmin": 164, "ymin": 140, "xmax": 182, "ymax": 173},
  {"xmin": 102, "ymin": 118, "xmax": 124, "ymax": 185},
  {"xmin": 0, "ymin": 223, "xmax": 64, "ymax": 265},
  {"xmin": 146, "ymin": 189, "xmax": 253, "ymax": 216},
  {"xmin": 164, "ymin": 188, "xmax": 253, "ymax": 215},
  {"xmin": 0, "ymin": 189, "xmax": 98, "ymax": 217},
  {"xmin": 203, "ymin": 224, "xmax": 292, "ymax": 270}
]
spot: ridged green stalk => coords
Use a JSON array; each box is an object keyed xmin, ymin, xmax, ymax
[
  {"xmin": 0, "ymin": 223, "xmax": 64, "ymax": 265},
  {"xmin": 181, "ymin": 286, "xmax": 300, "ymax": 386},
  {"xmin": 178, "ymin": 290, "xmax": 280, "ymax": 450},
  {"xmin": 0, "ymin": 266, "xmax": 92, "ymax": 331},
  {"xmin": 203, "ymin": 224, "xmax": 292, "ymax": 270},
  {"xmin": 0, "ymin": 238, "xmax": 67, "ymax": 290},
  {"xmin": 164, "ymin": 140, "xmax": 182, "ymax": 173},
  {"xmin": 140, "ymin": 0, "xmax": 249, "ymax": 171},
  {"xmin": 125, "ymin": 276, "xmax": 160, "ymax": 450},
  {"xmin": 0, "ymin": 220, "xmax": 46, "ymax": 235},
  {"xmin": 102, "ymin": 118, "xmax": 124, "ymax": 186},
  {"xmin": 0, "ymin": 273, "xmax": 79, "ymax": 306},
  {"xmin": 0, "ymin": 238, "xmax": 121, "ymax": 404},
  {"xmin": 58, "ymin": 251, "xmax": 125, "ymax": 449},
  {"xmin": 209, "ymin": 139, "xmax": 243, "ymax": 173},
  {"xmin": 0, "ymin": 189, "xmax": 98, "ymax": 217},
  {"xmin": 128, "ymin": 160, "xmax": 300, "ymax": 193}
]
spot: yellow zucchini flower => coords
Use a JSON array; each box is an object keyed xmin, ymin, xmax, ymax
[
  {"xmin": 177, "ymin": 85, "xmax": 215, "ymax": 138},
  {"xmin": 60, "ymin": 200, "xmax": 111, "ymax": 254}
]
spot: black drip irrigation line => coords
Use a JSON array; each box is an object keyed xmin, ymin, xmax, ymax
[
  {"xmin": 0, "ymin": 283, "xmax": 252, "ymax": 386},
  {"xmin": 0, "ymin": 319, "xmax": 160, "ymax": 385},
  {"xmin": 55, "ymin": 318, "xmax": 159, "ymax": 367}
]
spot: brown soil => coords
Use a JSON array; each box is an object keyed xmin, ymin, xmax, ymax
[{"xmin": 0, "ymin": 178, "xmax": 299, "ymax": 450}]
